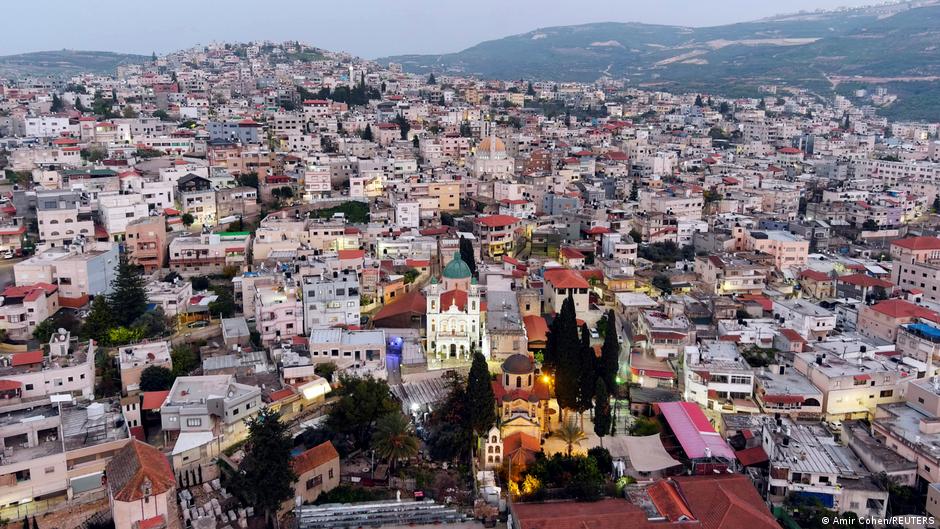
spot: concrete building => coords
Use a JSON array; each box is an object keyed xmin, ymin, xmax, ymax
[{"xmin": 302, "ymin": 270, "xmax": 360, "ymax": 334}]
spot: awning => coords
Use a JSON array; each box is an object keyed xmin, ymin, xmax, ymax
[
  {"xmin": 853, "ymin": 374, "xmax": 871, "ymax": 382},
  {"xmin": 631, "ymin": 367, "xmax": 674, "ymax": 379},
  {"xmin": 625, "ymin": 434, "xmax": 682, "ymax": 472}
]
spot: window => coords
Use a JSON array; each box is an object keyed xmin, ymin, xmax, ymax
[
  {"xmin": 186, "ymin": 418, "xmax": 202, "ymax": 427},
  {"xmin": 306, "ymin": 475, "xmax": 323, "ymax": 490},
  {"xmin": 45, "ymin": 467, "xmax": 55, "ymax": 474},
  {"xmin": 328, "ymin": 468, "xmax": 334, "ymax": 479},
  {"xmin": 880, "ymin": 390, "xmax": 893, "ymax": 398}
]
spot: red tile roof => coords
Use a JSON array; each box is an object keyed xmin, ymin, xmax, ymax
[
  {"xmin": 671, "ymin": 474, "xmax": 781, "ymax": 529},
  {"xmin": 512, "ymin": 498, "xmax": 658, "ymax": 529},
  {"xmin": 523, "ymin": 315, "xmax": 549, "ymax": 343},
  {"xmin": 477, "ymin": 214, "xmax": 520, "ymax": 228},
  {"xmin": 560, "ymin": 247, "xmax": 586, "ymax": 259},
  {"xmin": 292, "ymin": 441, "xmax": 339, "ymax": 475},
  {"xmin": 838, "ymin": 273, "xmax": 893, "ymax": 289},
  {"xmin": 141, "ymin": 390, "xmax": 171, "ymax": 411},
  {"xmin": 893, "ymin": 237, "xmax": 940, "ymax": 250},
  {"xmin": 11, "ymin": 350, "xmax": 43, "ymax": 366},
  {"xmin": 868, "ymin": 299, "xmax": 940, "ymax": 323},
  {"xmin": 799, "ymin": 269, "xmax": 830, "ymax": 282},
  {"xmin": 337, "ymin": 249, "xmax": 365, "ymax": 260},
  {"xmin": 543, "ymin": 268, "xmax": 589, "ymax": 289},
  {"xmin": 778, "ymin": 328, "xmax": 807, "ymax": 344},
  {"xmin": 734, "ymin": 446, "xmax": 770, "ymax": 467},
  {"xmin": 107, "ymin": 440, "xmax": 176, "ymax": 502},
  {"xmin": 373, "ymin": 290, "xmax": 427, "ymax": 322}
]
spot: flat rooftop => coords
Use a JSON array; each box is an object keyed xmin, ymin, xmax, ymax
[
  {"xmin": 756, "ymin": 367, "xmax": 823, "ymax": 398},
  {"xmin": 61, "ymin": 400, "xmax": 129, "ymax": 451}
]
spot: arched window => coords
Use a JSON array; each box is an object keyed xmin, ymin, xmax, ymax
[
  {"xmin": 50, "ymin": 231, "xmax": 59, "ymax": 236},
  {"xmin": 488, "ymin": 446, "xmax": 493, "ymax": 453},
  {"xmin": 64, "ymin": 218, "xmax": 73, "ymax": 223},
  {"xmin": 504, "ymin": 374, "xmax": 509, "ymax": 386},
  {"xmin": 516, "ymin": 376, "xmax": 522, "ymax": 388}
]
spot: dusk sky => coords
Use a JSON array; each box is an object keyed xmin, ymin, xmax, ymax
[{"xmin": 3, "ymin": 0, "xmax": 874, "ymax": 58}]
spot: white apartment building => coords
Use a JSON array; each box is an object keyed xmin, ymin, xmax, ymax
[
  {"xmin": 302, "ymin": 270, "xmax": 360, "ymax": 334},
  {"xmin": 97, "ymin": 192, "xmax": 149, "ymax": 238}
]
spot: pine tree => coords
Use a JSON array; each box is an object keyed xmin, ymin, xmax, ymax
[
  {"xmin": 933, "ymin": 196, "xmax": 940, "ymax": 213},
  {"xmin": 599, "ymin": 309, "xmax": 620, "ymax": 391},
  {"xmin": 593, "ymin": 379, "xmax": 612, "ymax": 445},
  {"xmin": 459, "ymin": 236, "xmax": 477, "ymax": 277},
  {"xmin": 553, "ymin": 296, "xmax": 582, "ymax": 415},
  {"xmin": 50, "ymin": 93, "xmax": 63, "ymax": 113},
  {"xmin": 82, "ymin": 295, "xmax": 113, "ymax": 344},
  {"xmin": 428, "ymin": 72, "xmax": 437, "ymax": 85},
  {"xmin": 466, "ymin": 352, "xmax": 496, "ymax": 437},
  {"xmin": 361, "ymin": 124, "xmax": 374, "ymax": 141},
  {"xmin": 526, "ymin": 82, "xmax": 535, "ymax": 96},
  {"xmin": 231, "ymin": 408, "xmax": 296, "ymax": 527},
  {"xmin": 629, "ymin": 180, "xmax": 639, "ymax": 201},
  {"xmin": 109, "ymin": 257, "xmax": 148, "ymax": 327},
  {"xmin": 694, "ymin": 94, "xmax": 704, "ymax": 107}
]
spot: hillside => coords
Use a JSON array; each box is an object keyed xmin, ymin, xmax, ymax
[
  {"xmin": 382, "ymin": 1, "xmax": 940, "ymax": 99},
  {"xmin": 0, "ymin": 50, "xmax": 148, "ymax": 76}
]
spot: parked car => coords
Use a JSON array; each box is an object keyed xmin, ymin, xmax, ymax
[
  {"xmin": 187, "ymin": 320, "xmax": 209, "ymax": 329},
  {"xmin": 2, "ymin": 250, "xmax": 14, "ymax": 259}
]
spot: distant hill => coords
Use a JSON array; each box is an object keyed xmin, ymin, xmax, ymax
[
  {"xmin": 0, "ymin": 50, "xmax": 148, "ymax": 76},
  {"xmin": 382, "ymin": 0, "xmax": 940, "ymax": 113}
]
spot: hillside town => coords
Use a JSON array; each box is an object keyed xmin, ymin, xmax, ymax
[{"xmin": 1, "ymin": 40, "xmax": 940, "ymax": 529}]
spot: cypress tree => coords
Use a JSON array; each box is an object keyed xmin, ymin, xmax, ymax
[
  {"xmin": 593, "ymin": 379, "xmax": 612, "ymax": 445},
  {"xmin": 577, "ymin": 323, "xmax": 596, "ymax": 415},
  {"xmin": 466, "ymin": 352, "xmax": 496, "ymax": 437},
  {"xmin": 459, "ymin": 236, "xmax": 477, "ymax": 277},
  {"xmin": 599, "ymin": 309, "xmax": 620, "ymax": 391},
  {"xmin": 361, "ymin": 124, "xmax": 374, "ymax": 141},
  {"xmin": 553, "ymin": 295, "xmax": 582, "ymax": 415}
]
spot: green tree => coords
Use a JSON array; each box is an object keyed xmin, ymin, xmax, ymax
[
  {"xmin": 171, "ymin": 344, "xmax": 199, "ymax": 377},
  {"xmin": 361, "ymin": 124, "xmax": 374, "ymax": 141},
  {"xmin": 466, "ymin": 352, "xmax": 497, "ymax": 437},
  {"xmin": 393, "ymin": 114, "xmax": 411, "ymax": 140},
  {"xmin": 208, "ymin": 286, "xmax": 237, "ymax": 318},
  {"xmin": 551, "ymin": 296, "xmax": 583, "ymax": 417},
  {"xmin": 933, "ymin": 196, "xmax": 940, "ymax": 213},
  {"xmin": 651, "ymin": 274, "xmax": 673, "ymax": 295},
  {"xmin": 694, "ymin": 94, "xmax": 704, "ymax": 107},
  {"xmin": 577, "ymin": 324, "xmax": 596, "ymax": 416},
  {"xmin": 599, "ymin": 309, "xmax": 620, "ymax": 390},
  {"xmin": 139, "ymin": 366, "xmax": 174, "ymax": 391},
  {"xmin": 82, "ymin": 295, "xmax": 113, "ymax": 344},
  {"xmin": 152, "ymin": 109, "xmax": 169, "ymax": 121},
  {"xmin": 108, "ymin": 326, "xmax": 144, "ymax": 345},
  {"xmin": 327, "ymin": 375, "xmax": 399, "ymax": 449},
  {"xmin": 425, "ymin": 372, "xmax": 472, "ymax": 462},
  {"xmin": 629, "ymin": 180, "xmax": 639, "ymax": 201},
  {"xmin": 412, "ymin": 135, "xmax": 419, "ymax": 148},
  {"xmin": 371, "ymin": 412, "xmax": 420, "ymax": 472},
  {"xmin": 231, "ymin": 408, "xmax": 296, "ymax": 527},
  {"xmin": 630, "ymin": 416, "xmax": 661, "ymax": 436},
  {"xmin": 427, "ymin": 73, "xmax": 437, "ymax": 85},
  {"xmin": 132, "ymin": 307, "xmax": 167, "ymax": 338},
  {"xmin": 109, "ymin": 257, "xmax": 148, "ymax": 327},
  {"xmin": 862, "ymin": 219, "xmax": 879, "ymax": 231},
  {"xmin": 74, "ymin": 98, "xmax": 87, "ymax": 112},
  {"xmin": 50, "ymin": 93, "xmax": 63, "ymax": 113},
  {"xmin": 593, "ymin": 379, "xmax": 612, "ymax": 446},
  {"xmin": 526, "ymin": 81, "xmax": 535, "ymax": 96},
  {"xmin": 459, "ymin": 236, "xmax": 477, "ymax": 277},
  {"xmin": 628, "ymin": 228, "xmax": 642, "ymax": 244},
  {"xmin": 32, "ymin": 318, "xmax": 56, "ymax": 343},
  {"xmin": 122, "ymin": 106, "xmax": 138, "ymax": 118},
  {"xmin": 555, "ymin": 418, "xmax": 587, "ymax": 456},
  {"xmin": 181, "ymin": 213, "xmax": 195, "ymax": 227},
  {"xmin": 459, "ymin": 121, "xmax": 472, "ymax": 138}
]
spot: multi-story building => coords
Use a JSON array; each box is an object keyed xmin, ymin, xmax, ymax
[
  {"xmin": 302, "ymin": 270, "xmax": 360, "ymax": 334},
  {"xmin": 473, "ymin": 215, "xmax": 520, "ymax": 258},
  {"xmin": 97, "ymin": 192, "xmax": 149, "ymax": 239},
  {"xmin": 0, "ymin": 283, "xmax": 59, "ymax": 340},
  {"xmin": 890, "ymin": 236, "xmax": 940, "ymax": 304},
  {"xmin": 160, "ymin": 375, "xmax": 262, "ymax": 451},
  {"xmin": 125, "ymin": 216, "xmax": 168, "ymax": 273},
  {"xmin": 35, "ymin": 190, "xmax": 95, "ymax": 248},
  {"xmin": 772, "ymin": 299, "xmax": 836, "ymax": 340},
  {"xmin": 14, "ymin": 242, "xmax": 119, "ymax": 308},
  {"xmin": 168, "ymin": 232, "xmax": 250, "ymax": 277},
  {"xmin": 0, "ymin": 329, "xmax": 95, "ymax": 400},
  {"xmin": 145, "ymin": 279, "xmax": 192, "ymax": 318},
  {"xmin": 255, "ymin": 282, "xmax": 304, "ymax": 346},
  {"xmin": 695, "ymin": 254, "xmax": 769, "ymax": 295},
  {"xmin": 683, "ymin": 341, "xmax": 754, "ymax": 411},
  {"xmin": 542, "ymin": 267, "xmax": 589, "ymax": 315},
  {"xmin": 635, "ymin": 309, "xmax": 695, "ymax": 359}
]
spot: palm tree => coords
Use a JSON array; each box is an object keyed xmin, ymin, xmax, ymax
[
  {"xmin": 555, "ymin": 418, "xmax": 587, "ymax": 456},
  {"xmin": 371, "ymin": 413, "xmax": 420, "ymax": 472}
]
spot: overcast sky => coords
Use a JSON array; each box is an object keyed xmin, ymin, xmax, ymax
[{"xmin": 3, "ymin": 0, "xmax": 875, "ymax": 58}]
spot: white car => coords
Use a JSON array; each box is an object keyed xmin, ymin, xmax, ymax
[{"xmin": 2, "ymin": 250, "xmax": 14, "ymax": 259}]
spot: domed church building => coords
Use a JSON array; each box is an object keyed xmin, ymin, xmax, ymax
[{"xmin": 426, "ymin": 252, "xmax": 486, "ymax": 361}]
